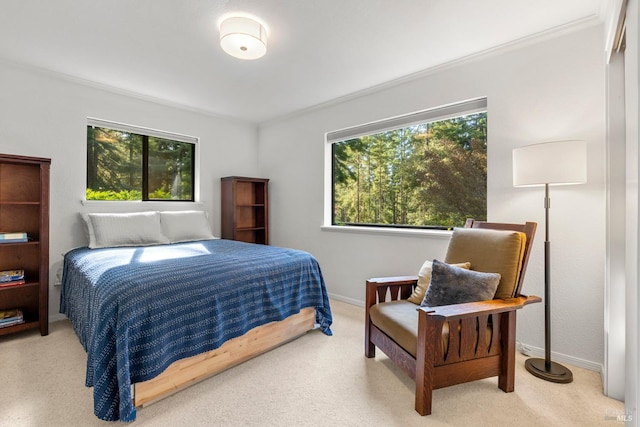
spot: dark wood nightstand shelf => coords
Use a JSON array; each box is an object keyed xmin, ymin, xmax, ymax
[{"xmin": 221, "ymin": 177, "xmax": 269, "ymax": 245}]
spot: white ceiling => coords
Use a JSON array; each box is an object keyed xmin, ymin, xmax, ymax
[{"xmin": 0, "ymin": 0, "xmax": 606, "ymax": 124}]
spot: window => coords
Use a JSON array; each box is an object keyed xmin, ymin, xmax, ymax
[
  {"xmin": 328, "ymin": 98, "xmax": 487, "ymax": 229},
  {"xmin": 86, "ymin": 119, "xmax": 196, "ymax": 201}
]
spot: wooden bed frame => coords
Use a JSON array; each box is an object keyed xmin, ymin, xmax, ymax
[{"xmin": 133, "ymin": 307, "xmax": 317, "ymax": 407}]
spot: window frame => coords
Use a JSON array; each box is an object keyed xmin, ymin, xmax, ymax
[
  {"xmin": 86, "ymin": 118, "xmax": 199, "ymax": 203},
  {"xmin": 323, "ymin": 98, "xmax": 487, "ymax": 232}
]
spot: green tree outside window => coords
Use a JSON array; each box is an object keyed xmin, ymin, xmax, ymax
[
  {"xmin": 332, "ymin": 112, "xmax": 487, "ymax": 228},
  {"xmin": 86, "ymin": 125, "xmax": 195, "ymax": 201}
]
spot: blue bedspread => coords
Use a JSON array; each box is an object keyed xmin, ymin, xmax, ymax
[{"xmin": 59, "ymin": 239, "xmax": 332, "ymax": 422}]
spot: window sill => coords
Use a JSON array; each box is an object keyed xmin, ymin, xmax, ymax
[
  {"xmin": 81, "ymin": 200, "xmax": 203, "ymax": 207},
  {"xmin": 320, "ymin": 225, "xmax": 453, "ymax": 239}
]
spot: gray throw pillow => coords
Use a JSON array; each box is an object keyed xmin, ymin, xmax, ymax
[{"xmin": 421, "ymin": 259, "xmax": 501, "ymax": 307}]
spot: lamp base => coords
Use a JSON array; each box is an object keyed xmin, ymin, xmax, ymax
[{"xmin": 525, "ymin": 358, "xmax": 573, "ymax": 383}]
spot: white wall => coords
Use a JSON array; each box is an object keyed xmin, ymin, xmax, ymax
[
  {"xmin": 259, "ymin": 24, "xmax": 607, "ymax": 368},
  {"xmin": 0, "ymin": 61, "xmax": 260, "ymax": 321}
]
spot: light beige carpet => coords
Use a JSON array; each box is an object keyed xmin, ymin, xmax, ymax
[{"xmin": 0, "ymin": 300, "xmax": 624, "ymax": 426}]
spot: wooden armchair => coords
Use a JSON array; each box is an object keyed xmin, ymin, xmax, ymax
[{"xmin": 364, "ymin": 219, "xmax": 541, "ymax": 415}]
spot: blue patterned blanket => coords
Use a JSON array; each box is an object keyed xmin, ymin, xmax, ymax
[{"xmin": 59, "ymin": 239, "xmax": 332, "ymax": 422}]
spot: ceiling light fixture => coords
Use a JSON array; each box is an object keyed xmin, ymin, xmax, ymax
[{"xmin": 219, "ymin": 16, "xmax": 267, "ymax": 60}]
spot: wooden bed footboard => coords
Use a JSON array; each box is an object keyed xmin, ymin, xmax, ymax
[{"xmin": 133, "ymin": 307, "xmax": 317, "ymax": 407}]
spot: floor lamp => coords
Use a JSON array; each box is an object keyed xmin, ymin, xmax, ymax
[{"xmin": 512, "ymin": 140, "xmax": 587, "ymax": 383}]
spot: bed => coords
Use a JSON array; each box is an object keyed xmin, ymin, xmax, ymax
[{"xmin": 59, "ymin": 211, "xmax": 332, "ymax": 422}]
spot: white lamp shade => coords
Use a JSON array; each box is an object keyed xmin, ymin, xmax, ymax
[
  {"xmin": 513, "ymin": 140, "xmax": 587, "ymax": 187},
  {"xmin": 220, "ymin": 17, "xmax": 267, "ymax": 60}
]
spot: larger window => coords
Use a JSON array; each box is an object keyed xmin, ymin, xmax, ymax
[
  {"xmin": 86, "ymin": 119, "xmax": 196, "ymax": 201},
  {"xmin": 329, "ymin": 99, "xmax": 487, "ymax": 229}
]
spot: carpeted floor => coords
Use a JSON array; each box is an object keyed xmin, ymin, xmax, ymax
[{"xmin": 0, "ymin": 300, "xmax": 625, "ymax": 426}]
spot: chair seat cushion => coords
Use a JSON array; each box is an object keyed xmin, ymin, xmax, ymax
[
  {"xmin": 370, "ymin": 300, "xmax": 421, "ymax": 357},
  {"xmin": 369, "ymin": 300, "xmax": 491, "ymax": 358}
]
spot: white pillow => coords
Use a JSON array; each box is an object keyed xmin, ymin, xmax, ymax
[
  {"xmin": 86, "ymin": 211, "xmax": 170, "ymax": 249},
  {"xmin": 81, "ymin": 213, "xmax": 97, "ymax": 248},
  {"xmin": 159, "ymin": 210, "xmax": 215, "ymax": 243}
]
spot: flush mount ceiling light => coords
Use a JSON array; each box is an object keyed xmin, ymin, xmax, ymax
[{"xmin": 219, "ymin": 16, "xmax": 267, "ymax": 60}]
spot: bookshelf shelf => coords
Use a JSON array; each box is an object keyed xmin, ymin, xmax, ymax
[
  {"xmin": 0, "ymin": 281, "xmax": 39, "ymax": 291},
  {"xmin": 0, "ymin": 201, "xmax": 41, "ymax": 205},
  {"xmin": 0, "ymin": 154, "xmax": 50, "ymax": 337},
  {"xmin": 0, "ymin": 241, "xmax": 40, "ymax": 246},
  {"xmin": 0, "ymin": 319, "xmax": 39, "ymax": 336}
]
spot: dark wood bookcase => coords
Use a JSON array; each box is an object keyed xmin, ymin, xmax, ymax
[
  {"xmin": 0, "ymin": 154, "xmax": 50, "ymax": 336},
  {"xmin": 221, "ymin": 176, "xmax": 269, "ymax": 245}
]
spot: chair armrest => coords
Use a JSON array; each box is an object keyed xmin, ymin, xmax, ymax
[
  {"xmin": 414, "ymin": 295, "xmax": 541, "ymax": 367},
  {"xmin": 418, "ymin": 295, "xmax": 541, "ymax": 321},
  {"xmin": 366, "ymin": 276, "xmax": 418, "ymax": 306},
  {"xmin": 366, "ymin": 276, "xmax": 418, "ymax": 287}
]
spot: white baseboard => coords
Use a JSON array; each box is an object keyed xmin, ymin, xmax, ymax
[
  {"xmin": 516, "ymin": 341, "xmax": 603, "ymax": 373},
  {"xmin": 49, "ymin": 313, "xmax": 66, "ymax": 323},
  {"xmin": 328, "ymin": 292, "xmax": 364, "ymax": 307}
]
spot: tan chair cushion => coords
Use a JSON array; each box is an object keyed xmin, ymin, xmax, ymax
[
  {"xmin": 369, "ymin": 300, "xmax": 491, "ymax": 358},
  {"xmin": 407, "ymin": 260, "xmax": 471, "ymax": 304},
  {"xmin": 370, "ymin": 300, "xmax": 421, "ymax": 356},
  {"xmin": 444, "ymin": 228, "xmax": 526, "ymax": 299}
]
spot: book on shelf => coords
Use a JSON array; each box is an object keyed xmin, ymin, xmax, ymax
[
  {"xmin": 0, "ymin": 232, "xmax": 27, "ymax": 240},
  {"xmin": 0, "ymin": 269, "xmax": 25, "ymax": 282},
  {"xmin": 0, "ymin": 232, "xmax": 28, "ymax": 244},
  {"xmin": 0, "ymin": 308, "xmax": 24, "ymax": 328},
  {"xmin": 0, "ymin": 279, "xmax": 26, "ymax": 288},
  {"xmin": 0, "ymin": 318, "xmax": 24, "ymax": 328},
  {"xmin": 0, "ymin": 308, "xmax": 22, "ymax": 320}
]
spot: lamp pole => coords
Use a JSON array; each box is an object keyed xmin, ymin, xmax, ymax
[
  {"xmin": 524, "ymin": 183, "xmax": 573, "ymax": 383},
  {"xmin": 544, "ymin": 183, "xmax": 551, "ymax": 370}
]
